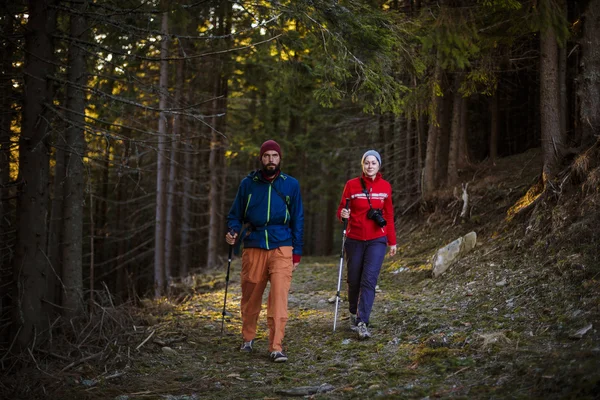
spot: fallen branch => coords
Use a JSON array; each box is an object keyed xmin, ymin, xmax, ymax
[
  {"xmin": 136, "ymin": 330, "xmax": 155, "ymax": 351},
  {"xmin": 35, "ymin": 349, "xmax": 70, "ymax": 362},
  {"xmin": 61, "ymin": 352, "xmax": 103, "ymax": 372},
  {"xmin": 447, "ymin": 366, "xmax": 470, "ymax": 378}
]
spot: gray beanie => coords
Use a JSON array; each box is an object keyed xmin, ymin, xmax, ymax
[{"xmin": 361, "ymin": 150, "xmax": 382, "ymax": 167}]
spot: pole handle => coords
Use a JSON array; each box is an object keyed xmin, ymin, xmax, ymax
[{"xmin": 342, "ymin": 198, "xmax": 350, "ymax": 231}]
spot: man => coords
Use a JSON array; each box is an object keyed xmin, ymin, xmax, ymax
[{"xmin": 225, "ymin": 140, "xmax": 304, "ymax": 363}]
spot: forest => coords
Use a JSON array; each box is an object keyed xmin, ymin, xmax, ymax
[{"xmin": 1, "ymin": 0, "xmax": 599, "ymax": 398}]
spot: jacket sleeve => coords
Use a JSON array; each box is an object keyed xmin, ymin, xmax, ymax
[
  {"xmin": 383, "ymin": 181, "xmax": 397, "ymax": 246},
  {"xmin": 289, "ymin": 180, "xmax": 304, "ymax": 256},
  {"xmin": 227, "ymin": 180, "xmax": 246, "ymax": 235}
]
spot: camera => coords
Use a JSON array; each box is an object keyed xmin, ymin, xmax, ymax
[{"xmin": 367, "ymin": 208, "xmax": 387, "ymax": 227}]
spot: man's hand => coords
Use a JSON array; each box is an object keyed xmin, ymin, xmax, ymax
[
  {"xmin": 388, "ymin": 245, "xmax": 397, "ymax": 257},
  {"xmin": 225, "ymin": 231, "xmax": 237, "ymax": 246},
  {"xmin": 293, "ymin": 262, "xmax": 300, "ymax": 271}
]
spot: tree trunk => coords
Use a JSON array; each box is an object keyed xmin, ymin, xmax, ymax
[
  {"xmin": 115, "ymin": 139, "xmax": 131, "ymax": 299},
  {"xmin": 48, "ymin": 131, "xmax": 65, "ymax": 310},
  {"xmin": 489, "ymin": 91, "xmax": 499, "ymax": 163},
  {"xmin": 179, "ymin": 104, "xmax": 193, "ymax": 277},
  {"xmin": 405, "ymin": 112, "xmax": 415, "ymax": 202},
  {"xmin": 61, "ymin": 0, "xmax": 88, "ymax": 318},
  {"xmin": 207, "ymin": 94, "xmax": 221, "ymax": 269},
  {"xmin": 0, "ymin": 3, "xmax": 16, "ymax": 340},
  {"xmin": 540, "ymin": 21, "xmax": 565, "ymax": 181},
  {"xmin": 578, "ymin": 0, "xmax": 600, "ymax": 146},
  {"xmin": 435, "ymin": 82, "xmax": 452, "ymax": 187},
  {"xmin": 422, "ymin": 61, "xmax": 443, "ymax": 199},
  {"xmin": 165, "ymin": 57, "xmax": 183, "ymax": 281},
  {"xmin": 207, "ymin": 0, "xmax": 232, "ymax": 269},
  {"xmin": 559, "ymin": 34, "xmax": 567, "ymax": 141},
  {"xmin": 13, "ymin": 0, "xmax": 58, "ymax": 347},
  {"xmin": 154, "ymin": 11, "xmax": 169, "ymax": 297},
  {"xmin": 447, "ymin": 77, "xmax": 462, "ymax": 186},
  {"xmin": 457, "ymin": 96, "xmax": 469, "ymax": 169}
]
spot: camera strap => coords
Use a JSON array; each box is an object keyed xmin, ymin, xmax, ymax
[{"xmin": 360, "ymin": 177, "xmax": 375, "ymax": 210}]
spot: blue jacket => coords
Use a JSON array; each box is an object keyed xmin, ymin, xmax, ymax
[{"xmin": 227, "ymin": 170, "xmax": 304, "ymax": 256}]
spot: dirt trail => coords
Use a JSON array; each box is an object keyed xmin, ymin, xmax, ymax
[{"xmin": 33, "ymin": 239, "xmax": 598, "ymax": 400}]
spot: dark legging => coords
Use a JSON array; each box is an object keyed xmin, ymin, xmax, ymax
[{"xmin": 345, "ymin": 236, "xmax": 387, "ymax": 325}]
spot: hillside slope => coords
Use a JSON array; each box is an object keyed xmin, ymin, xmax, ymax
[{"xmin": 3, "ymin": 148, "xmax": 599, "ymax": 399}]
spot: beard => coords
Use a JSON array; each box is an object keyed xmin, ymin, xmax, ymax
[{"xmin": 262, "ymin": 163, "xmax": 280, "ymax": 176}]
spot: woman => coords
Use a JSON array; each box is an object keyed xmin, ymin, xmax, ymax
[{"xmin": 337, "ymin": 150, "xmax": 397, "ymax": 339}]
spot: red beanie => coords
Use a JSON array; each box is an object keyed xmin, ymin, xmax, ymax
[{"xmin": 259, "ymin": 140, "xmax": 282, "ymax": 159}]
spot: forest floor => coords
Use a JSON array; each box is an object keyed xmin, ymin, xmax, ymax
[{"xmin": 3, "ymin": 148, "xmax": 600, "ymax": 400}]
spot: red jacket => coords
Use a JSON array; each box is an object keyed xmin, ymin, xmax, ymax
[{"xmin": 337, "ymin": 172, "xmax": 397, "ymax": 245}]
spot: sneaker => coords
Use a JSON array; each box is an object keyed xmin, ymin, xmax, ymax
[
  {"xmin": 357, "ymin": 322, "xmax": 371, "ymax": 340},
  {"xmin": 350, "ymin": 313, "xmax": 358, "ymax": 331},
  {"xmin": 239, "ymin": 340, "xmax": 254, "ymax": 352},
  {"xmin": 270, "ymin": 351, "xmax": 288, "ymax": 363}
]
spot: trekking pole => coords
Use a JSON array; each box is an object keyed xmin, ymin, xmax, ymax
[
  {"xmin": 333, "ymin": 198, "xmax": 350, "ymax": 332},
  {"xmin": 221, "ymin": 231, "xmax": 234, "ymax": 336}
]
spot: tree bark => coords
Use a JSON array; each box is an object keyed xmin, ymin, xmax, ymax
[
  {"xmin": 13, "ymin": 0, "xmax": 58, "ymax": 347},
  {"xmin": 457, "ymin": 96, "xmax": 469, "ymax": 169},
  {"xmin": 207, "ymin": 0, "xmax": 232, "ymax": 269},
  {"xmin": 179, "ymin": 101, "xmax": 193, "ymax": 277},
  {"xmin": 0, "ymin": 2, "xmax": 17, "ymax": 339},
  {"xmin": 489, "ymin": 91, "xmax": 499, "ymax": 163},
  {"xmin": 447, "ymin": 76, "xmax": 462, "ymax": 186},
  {"xmin": 422, "ymin": 61, "xmax": 443, "ymax": 199},
  {"xmin": 540, "ymin": 20, "xmax": 565, "ymax": 181},
  {"xmin": 165, "ymin": 56, "xmax": 183, "ymax": 280},
  {"xmin": 48, "ymin": 129, "xmax": 65, "ymax": 311},
  {"xmin": 154, "ymin": 11, "xmax": 169, "ymax": 297},
  {"xmin": 61, "ymin": 0, "xmax": 88, "ymax": 318},
  {"xmin": 405, "ymin": 112, "xmax": 415, "ymax": 202},
  {"xmin": 435, "ymin": 82, "xmax": 452, "ymax": 187},
  {"xmin": 578, "ymin": 0, "xmax": 600, "ymax": 146}
]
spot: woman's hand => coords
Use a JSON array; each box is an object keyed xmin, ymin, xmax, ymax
[
  {"xmin": 388, "ymin": 245, "xmax": 397, "ymax": 257},
  {"xmin": 340, "ymin": 208, "xmax": 351, "ymax": 220}
]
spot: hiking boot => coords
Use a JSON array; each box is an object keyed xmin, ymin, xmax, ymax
[
  {"xmin": 350, "ymin": 313, "xmax": 358, "ymax": 331},
  {"xmin": 270, "ymin": 351, "xmax": 288, "ymax": 363},
  {"xmin": 239, "ymin": 340, "xmax": 254, "ymax": 352},
  {"xmin": 357, "ymin": 322, "xmax": 371, "ymax": 340}
]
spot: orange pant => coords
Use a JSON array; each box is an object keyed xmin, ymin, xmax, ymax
[{"xmin": 240, "ymin": 246, "xmax": 293, "ymax": 352}]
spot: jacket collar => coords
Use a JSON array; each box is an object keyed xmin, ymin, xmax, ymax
[
  {"xmin": 251, "ymin": 169, "xmax": 285, "ymax": 183},
  {"xmin": 361, "ymin": 172, "xmax": 382, "ymax": 182}
]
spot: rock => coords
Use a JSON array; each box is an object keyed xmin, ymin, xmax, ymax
[
  {"xmin": 432, "ymin": 231, "xmax": 477, "ymax": 278},
  {"xmin": 162, "ymin": 346, "xmax": 178, "ymax": 356},
  {"xmin": 288, "ymin": 295, "xmax": 300, "ymax": 305},
  {"xmin": 569, "ymin": 323, "xmax": 593, "ymax": 339}
]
